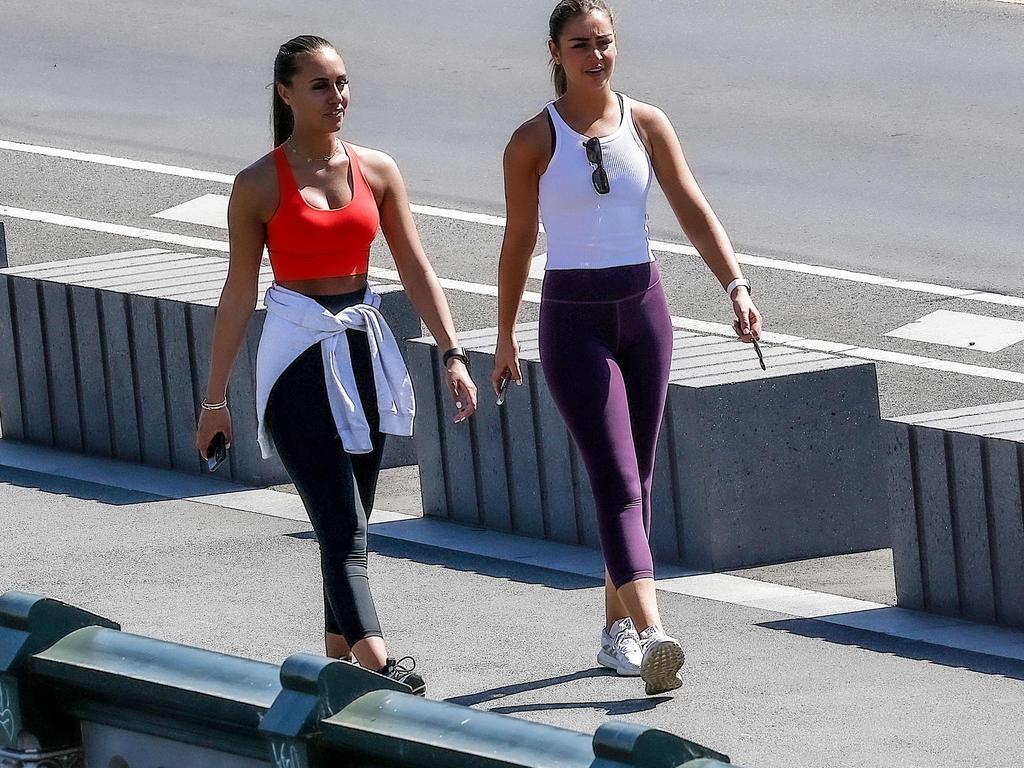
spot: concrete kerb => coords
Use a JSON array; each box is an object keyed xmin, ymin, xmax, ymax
[{"xmin": 407, "ymin": 322, "xmax": 889, "ymax": 571}]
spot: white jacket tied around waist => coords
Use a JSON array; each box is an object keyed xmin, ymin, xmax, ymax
[{"xmin": 255, "ymin": 284, "xmax": 415, "ymax": 458}]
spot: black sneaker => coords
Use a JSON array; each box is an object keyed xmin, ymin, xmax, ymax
[{"xmin": 378, "ymin": 656, "xmax": 426, "ymax": 696}]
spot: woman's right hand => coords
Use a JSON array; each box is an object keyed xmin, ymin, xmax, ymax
[
  {"xmin": 196, "ymin": 406, "xmax": 233, "ymax": 459},
  {"xmin": 491, "ymin": 333, "xmax": 522, "ymax": 396}
]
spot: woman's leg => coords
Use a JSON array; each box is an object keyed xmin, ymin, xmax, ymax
[
  {"xmin": 614, "ymin": 278, "xmax": 675, "ymax": 631},
  {"xmin": 539, "ymin": 302, "xmax": 656, "ymax": 607},
  {"xmin": 264, "ymin": 342, "xmax": 388, "ymax": 670}
]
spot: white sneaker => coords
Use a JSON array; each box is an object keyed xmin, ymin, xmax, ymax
[
  {"xmin": 637, "ymin": 624, "xmax": 685, "ymax": 695},
  {"xmin": 597, "ymin": 617, "xmax": 643, "ymax": 676}
]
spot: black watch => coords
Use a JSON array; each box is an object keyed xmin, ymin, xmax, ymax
[{"xmin": 442, "ymin": 346, "xmax": 470, "ymax": 370}]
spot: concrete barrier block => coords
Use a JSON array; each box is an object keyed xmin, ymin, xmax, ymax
[
  {"xmin": 946, "ymin": 431, "xmax": 996, "ymax": 622},
  {"xmin": 99, "ymin": 290, "xmax": 142, "ymax": 461},
  {"xmin": 669, "ymin": 362, "xmax": 888, "ymax": 570},
  {"xmin": 376, "ymin": 286, "xmax": 422, "ymax": 343},
  {"xmin": 572, "ymin": 443, "xmax": 601, "ymax": 550},
  {"xmin": 186, "ymin": 302, "xmax": 235, "ymax": 482},
  {"xmin": 911, "ymin": 426, "xmax": 960, "ymax": 616},
  {"xmin": 68, "ymin": 286, "xmax": 112, "ymax": 456},
  {"xmin": 0, "ymin": 275, "xmax": 25, "ymax": 440},
  {"xmin": 11, "ymin": 277, "xmax": 54, "ymax": 446},
  {"xmin": 158, "ymin": 299, "xmax": 202, "ymax": 472},
  {"xmin": 128, "ymin": 294, "xmax": 172, "ymax": 468},
  {"xmin": 467, "ymin": 349, "xmax": 512, "ymax": 532},
  {"xmin": 883, "ymin": 420, "xmax": 924, "ymax": 610},
  {"xmin": 507, "ymin": 361, "xmax": 544, "ymax": 538},
  {"xmin": 533, "ymin": 371, "xmax": 578, "ymax": 545},
  {"xmin": 437, "ymin": 353, "xmax": 480, "ymax": 526},
  {"xmin": 667, "ymin": 387, "xmax": 713, "ymax": 569},
  {"xmin": 984, "ymin": 438, "xmax": 1024, "ymax": 627},
  {"xmin": 224, "ymin": 311, "xmax": 261, "ymax": 484},
  {"xmin": 38, "ymin": 281, "xmax": 83, "ymax": 451},
  {"xmin": 650, "ymin": 401, "xmax": 680, "ymax": 564},
  {"xmin": 406, "ymin": 341, "xmax": 448, "ymax": 518}
]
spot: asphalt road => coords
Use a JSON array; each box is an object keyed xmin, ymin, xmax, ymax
[
  {"xmin": 2, "ymin": 1, "xmax": 1023, "ymax": 419},
  {"xmin": 2, "ymin": 0, "xmax": 1022, "ymax": 286}
]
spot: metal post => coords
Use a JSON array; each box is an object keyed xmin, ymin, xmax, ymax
[{"xmin": 0, "ymin": 221, "xmax": 8, "ymax": 268}]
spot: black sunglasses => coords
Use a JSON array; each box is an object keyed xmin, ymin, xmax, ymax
[{"xmin": 585, "ymin": 137, "xmax": 610, "ymax": 195}]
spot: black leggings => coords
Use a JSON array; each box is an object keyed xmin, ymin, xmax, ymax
[{"xmin": 263, "ymin": 289, "xmax": 386, "ymax": 645}]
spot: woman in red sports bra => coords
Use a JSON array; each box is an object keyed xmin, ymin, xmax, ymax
[{"xmin": 195, "ymin": 35, "xmax": 477, "ymax": 695}]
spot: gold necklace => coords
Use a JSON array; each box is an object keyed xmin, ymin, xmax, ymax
[{"xmin": 286, "ymin": 136, "xmax": 340, "ymax": 163}]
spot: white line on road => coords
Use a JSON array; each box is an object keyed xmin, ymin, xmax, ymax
[
  {"xmin": 0, "ymin": 139, "xmax": 235, "ymax": 184},
  {"xmin": 3, "ymin": 439, "xmax": 1023, "ymax": 664},
  {"xmin": 1, "ymin": 203, "xmax": 1022, "ymax": 384},
  {"xmin": 4, "ymin": 138, "xmax": 1024, "ymax": 308}
]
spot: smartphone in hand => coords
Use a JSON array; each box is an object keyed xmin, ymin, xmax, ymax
[
  {"xmin": 206, "ymin": 432, "xmax": 227, "ymax": 472},
  {"xmin": 496, "ymin": 371, "xmax": 513, "ymax": 406}
]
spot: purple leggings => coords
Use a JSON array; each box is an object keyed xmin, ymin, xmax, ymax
[{"xmin": 539, "ymin": 262, "xmax": 674, "ymax": 589}]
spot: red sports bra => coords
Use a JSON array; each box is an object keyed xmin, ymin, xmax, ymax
[{"xmin": 266, "ymin": 142, "xmax": 380, "ymax": 282}]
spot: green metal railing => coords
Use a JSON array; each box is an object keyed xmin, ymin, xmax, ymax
[{"xmin": 0, "ymin": 591, "xmax": 736, "ymax": 768}]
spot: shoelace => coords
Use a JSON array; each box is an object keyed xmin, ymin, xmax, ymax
[
  {"xmin": 615, "ymin": 628, "xmax": 642, "ymax": 656},
  {"xmin": 390, "ymin": 656, "xmax": 418, "ymax": 676}
]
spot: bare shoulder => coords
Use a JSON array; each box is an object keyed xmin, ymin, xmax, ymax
[
  {"xmin": 345, "ymin": 143, "xmax": 400, "ymax": 198},
  {"xmin": 628, "ymin": 98, "xmax": 672, "ymax": 133},
  {"xmin": 506, "ymin": 109, "xmax": 552, "ymax": 174},
  {"xmin": 508, "ymin": 110, "xmax": 551, "ymax": 153},
  {"xmin": 231, "ymin": 152, "xmax": 278, "ymax": 220},
  {"xmin": 346, "ymin": 143, "xmax": 398, "ymax": 175}
]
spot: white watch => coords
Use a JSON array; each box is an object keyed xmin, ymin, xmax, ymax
[{"xmin": 726, "ymin": 277, "xmax": 751, "ymax": 298}]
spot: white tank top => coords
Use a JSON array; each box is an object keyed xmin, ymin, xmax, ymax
[{"xmin": 539, "ymin": 93, "xmax": 655, "ymax": 271}]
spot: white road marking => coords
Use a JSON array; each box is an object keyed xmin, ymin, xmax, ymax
[
  {"xmin": 3, "ymin": 138, "xmax": 1024, "ymax": 308},
  {"xmin": 0, "ymin": 139, "xmax": 235, "ymax": 183},
  {"xmin": 3, "ymin": 439, "xmax": 1023, "ymax": 663},
  {"xmin": 153, "ymin": 193, "xmax": 229, "ymax": 228},
  {"xmin": 1, "ymin": 203, "xmax": 1022, "ymax": 384},
  {"xmin": 885, "ymin": 310, "xmax": 1024, "ymax": 353},
  {"xmin": 529, "ymin": 252, "xmax": 547, "ymax": 280},
  {"xmin": 0, "ymin": 205, "xmax": 230, "ymax": 253}
]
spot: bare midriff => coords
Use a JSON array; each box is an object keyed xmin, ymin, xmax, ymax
[{"xmin": 277, "ymin": 274, "xmax": 369, "ymax": 296}]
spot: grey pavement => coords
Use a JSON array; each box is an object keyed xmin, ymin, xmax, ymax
[{"xmin": 2, "ymin": 455, "xmax": 1024, "ymax": 767}]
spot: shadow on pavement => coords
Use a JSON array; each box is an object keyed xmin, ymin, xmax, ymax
[
  {"xmin": 287, "ymin": 530, "xmax": 602, "ymax": 591},
  {"xmin": 760, "ymin": 616, "xmax": 1024, "ymax": 681},
  {"xmin": 445, "ymin": 667, "xmax": 672, "ymax": 715},
  {"xmin": 0, "ymin": 465, "xmax": 159, "ymax": 505}
]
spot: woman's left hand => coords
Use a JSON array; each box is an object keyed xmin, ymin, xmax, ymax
[
  {"xmin": 445, "ymin": 360, "xmax": 478, "ymax": 423},
  {"xmin": 731, "ymin": 288, "xmax": 763, "ymax": 342}
]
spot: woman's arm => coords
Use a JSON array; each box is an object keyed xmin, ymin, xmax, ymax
[
  {"xmin": 493, "ymin": 119, "xmax": 547, "ymax": 392},
  {"xmin": 635, "ymin": 103, "xmax": 762, "ymax": 340},
  {"xmin": 370, "ymin": 150, "xmax": 478, "ymax": 422},
  {"xmin": 195, "ymin": 168, "xmax": 266, "ymax": 454}
]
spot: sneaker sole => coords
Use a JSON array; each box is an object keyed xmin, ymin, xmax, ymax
[
  {"xmin": 597, "ymin": 649, "xmax": 642, "ymax": 677},
  {"xmin": 640, "ymin": 639, "xmax": 685, "ymax": 695}
]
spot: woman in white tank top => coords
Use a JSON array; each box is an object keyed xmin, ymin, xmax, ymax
[{"xmin": 492, "ymin": 1, "xmax": 765, "ymax": 696}]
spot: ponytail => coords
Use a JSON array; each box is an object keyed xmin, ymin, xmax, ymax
[
  {"xmin": 551, "ymin": 61, "xmax": 568, "ymax": 97},
  {"xmin": 272, "ymin": 86, "xmax": 294, "ymax": 147}
]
